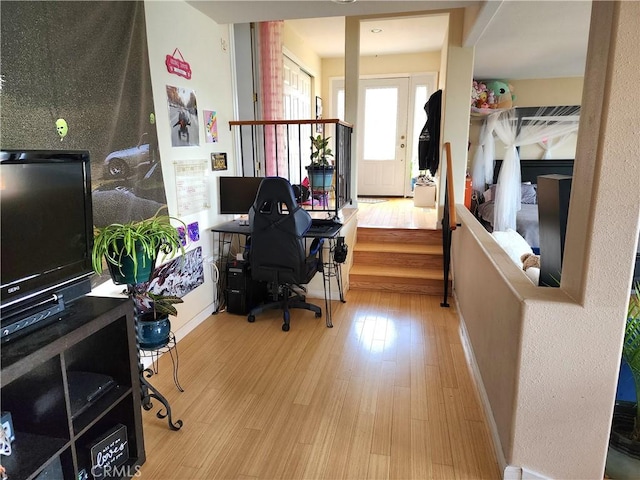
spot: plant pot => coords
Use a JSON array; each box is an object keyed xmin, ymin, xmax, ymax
[
  {"xmin": 610, "ymin": 401, "xmax": 640, "ymax": 460},
  {"xmin": 136, "ymin": 312, "xmax": 171, "ymax": 349},
  {"xmin": 106, "ymin": 241, "xmax": 156, "ymax": 285},
  {"xmin": 306, "ymin": 166, "xmax": 334, "ymax": 192},
  {"xmin": 607, "ymin": 402, "xmax": 640, "ymax": 479}
]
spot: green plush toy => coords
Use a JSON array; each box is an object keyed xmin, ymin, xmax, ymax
[{"xmin": 484, "ymin": 80, "xmax": 516, "ymax": 109}]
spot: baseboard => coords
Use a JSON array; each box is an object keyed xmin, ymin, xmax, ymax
[
  {"xmin": 306, "ymin": 286, "xmax": 344, "ymax": 301},
  {"xmin": 453, "ymin": 292, "xmax": 509, "ymax": 476},
  {"xmin": 503, "ymin": 466, "xmax": 522, "ymax": 480}
]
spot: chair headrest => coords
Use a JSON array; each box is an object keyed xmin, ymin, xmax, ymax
[{"xmin": 252, "ymin": 177, "xmax": 298, "ymax": 214}]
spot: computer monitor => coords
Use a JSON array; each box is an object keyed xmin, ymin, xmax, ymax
[{"xmin": 219, "ymin": 176, "xmax": 264, "ymax": 215}]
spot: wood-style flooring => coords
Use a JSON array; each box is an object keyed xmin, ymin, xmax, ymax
[
  {"xmin": 139, "ymin": 199, "xmax": 501, "ymax": 480},
  {"xmin": 356, "ymin": 197, "xmax": 438, "ymax": 230}
]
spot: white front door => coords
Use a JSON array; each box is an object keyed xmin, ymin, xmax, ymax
[{"xmin": 357, "ymin": 77, "xmax": 409, "ymax": 196}]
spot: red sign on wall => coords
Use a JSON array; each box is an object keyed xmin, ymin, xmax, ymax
[{"xmin": 165, "ymin": 48, "xmax": 192, "ymax": 79}]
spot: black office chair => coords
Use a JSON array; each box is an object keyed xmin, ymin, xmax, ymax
[{"xmin": 247, "ymin": 177, "xmax": 323, "ymax": 331}]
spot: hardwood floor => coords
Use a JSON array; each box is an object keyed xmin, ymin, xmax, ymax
[
  {"xmin": 139, "ymin": 199, "xmax": 500, "ymax": 479},
  {"xmin": 139, "ymin": 300, "xmax": 500, "ymax": 479},
  {"xmin": 356, "ymin": 197, "xmax": 439, "ymax": 230}
]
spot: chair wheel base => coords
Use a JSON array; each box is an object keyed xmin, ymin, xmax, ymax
[
  {"xmin": 248, "ymin": 315, "xmax": 255, "ymax": 323},
  {"xmin": 282, "ymin": 323, "xmax": 290, "ymax": 332},
  {"xmin": 315, "ymin": 312, "xmax": 321, "ymax": 318}
]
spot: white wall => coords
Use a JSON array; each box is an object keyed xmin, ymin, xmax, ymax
[{"xmin": 143, "ymin": 1, "xmax": 237, "ymax": 337}]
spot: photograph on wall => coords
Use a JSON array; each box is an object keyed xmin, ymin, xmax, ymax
[
  {"xmin": 166, "ymin": 85, "xmax": 199, "ymax": 147},
  {"xmin": 211, "ymin": 152, "xmax": 227, "ymax": 171},
  {"xmin": 204, "ymin": 110, "xmax": 218, "ymax": 143},
  {"xmin": 144, "ymin": 246, "xmax": 204, "ymax": 299}
]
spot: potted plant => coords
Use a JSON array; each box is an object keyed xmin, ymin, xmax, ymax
[
  {"xmin": 306, "ymin": 134, "xmax": 335, "ymax": 192},
  {"xmin": 132, "ymin": 289, "xmax": 184, "ymax": 349},
  {"xmin": 608, "ymin": 283, "xmax": 640, "ymax": 471},
  {"xmin": 92, "ymin": 209, "xmax": 185, "ymax": 285}
]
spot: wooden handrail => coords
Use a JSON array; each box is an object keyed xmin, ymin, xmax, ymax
[
  {"xmin": 444, "ymin": 142, "xmax": 457, "ymax": 231},
  {"xmin": 229, "ymin": 118, "xmax": 353, "ymax": 129}
]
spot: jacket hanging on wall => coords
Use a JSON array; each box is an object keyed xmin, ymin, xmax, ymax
[{"xmin": 417, "ymin": 89, "xmax": 443, "ymax": 176}]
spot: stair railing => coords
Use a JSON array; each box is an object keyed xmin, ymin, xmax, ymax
[
  {"xmin": 228, "ymin": 118, "xmax": 353, "ymax": 218},
  {"xmin": 441, "ymin": 142, "xmax": 457, "ymax": 307}
]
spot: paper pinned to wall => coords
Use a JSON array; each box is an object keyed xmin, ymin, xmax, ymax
[{"xmin": 174, "ymin": 160, "xmax": 209, "ymax": 216}]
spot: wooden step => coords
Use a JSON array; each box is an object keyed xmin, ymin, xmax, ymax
[
  {"xmin": 356, "ymin": 227, "xmax": 441, "ymax": 245},
  {"xmin": 353, "ymin": 242, "xmax": 443, "ymax": 269},
  {"xmin": 350, "ymin": 226, "xmax": 448, "ymax": 295},
  {"xmin": 349, "ymin": 265, "xmax": 449, "ymax": 296}
]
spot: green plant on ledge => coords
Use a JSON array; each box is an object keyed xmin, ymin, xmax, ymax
[
  {"xmin": 92, "ymin": 209, "xmax": 186, "ymax": 284},
  {"xmin": 309, "ymin": 134, "xmax": 334, "ymax": 169}
]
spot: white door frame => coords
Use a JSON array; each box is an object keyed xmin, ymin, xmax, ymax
[{"xmin": 330, "ymin": 72, "xmax": 438, "ymax": 197}]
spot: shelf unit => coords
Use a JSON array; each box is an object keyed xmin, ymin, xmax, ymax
[{"xmin": 1, "ymin": 296, "xmax": 145, "ymax": 480}]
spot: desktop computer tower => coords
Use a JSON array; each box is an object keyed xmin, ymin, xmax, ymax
[{"xmin": 225, "ymin": 259, "xmax": 267, "ymax": 315}]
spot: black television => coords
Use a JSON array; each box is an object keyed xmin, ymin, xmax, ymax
[
  {"xmin": 1, "ymin": 150, "xmax": 94, "ymax": 341},
  {"xmin": 219, "ymin": 176, "xmax": 264, "ymax": 215}
]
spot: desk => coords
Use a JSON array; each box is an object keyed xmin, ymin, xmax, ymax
[{"xmin": 211, "ymin": 219, "xmax": 345, "ymax": 328}]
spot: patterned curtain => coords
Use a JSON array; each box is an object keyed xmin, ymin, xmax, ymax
[{"xmin": 258, "ymin": 21, "xmax": 286, "ymax": 177}]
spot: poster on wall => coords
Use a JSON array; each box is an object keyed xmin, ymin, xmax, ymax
[
  {"xmin": 0, "ymin": 2, "xmax": 168, "ymax": 233},
  {"xmin": 166, "ymin": 85, "xmax": 199, "ymax": 147},
  {"xmin": 142, "ymin": 247, "xmax": 205, "ymax": 299},
  {"xmin": 204, "ymin": 110, "xmax": 218, "ymax": 143},
  {"xmin": 174, "ymin": 160, "xmax": 209, "ymax": 216}
]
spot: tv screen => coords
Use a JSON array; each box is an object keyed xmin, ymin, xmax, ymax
[
  {"xmin": 219, "ymin": 176, "xmax": 264, "ymax": 215},
  {"xmin": 0, "ymin": 150, "xmax": 94, "ymax": 317}
]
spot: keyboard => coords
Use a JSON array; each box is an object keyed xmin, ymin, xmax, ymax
[
  {"xmin": 311, "ymin": 218, "xmax": 341, "ymax": 227},
  {"xmin": 308, "ymin": 224, "xmax": 334, "ymax": 234}
]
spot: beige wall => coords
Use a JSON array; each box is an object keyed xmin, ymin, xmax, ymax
[
  {"xmin": 453, "ymin": 209, "xmax": 537, "ymax": 464},
  {"xmin": 140, "ymin": 1, "xmax": 235, "ymax": 337},
  {"xmin": 321, "ymin": 51, "xmax": 440, "ymax": 114},
  {"xmin": 468, "ymin": 77, "xmax": 584, "ymax": 168},
  {"xmin": 283, "ymin": 22, "xmax": 322, "ymax": 99},
  {"xmin": 454, "ymin": 2, "xmax": 640, "ymax": 478},
  {"xmin": 509, "ymin": 77, "xmax": 584, "ymax": 108},
  {"xmin": 441, "ymin": 10, "xmax": 474, "ymax": 209}
]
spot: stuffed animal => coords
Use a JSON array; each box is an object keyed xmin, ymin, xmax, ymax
[
  {"xmin": 520, "ymin": 252, "xmax": 540, "ymax": 271},
  {"xmin": 484, "ymin": 80, "xmax": 515, "ymax": 109}
]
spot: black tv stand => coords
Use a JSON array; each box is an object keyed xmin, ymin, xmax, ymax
[{"xmin": 0, "ymin": 295, "xmax": 146, "ymax": 480}]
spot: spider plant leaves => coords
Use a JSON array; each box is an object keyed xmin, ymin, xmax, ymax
[
  {"xmin": 622, "ymin": 283, "xmax": 640, "ymax": 440},
  {"xmin": 92, "ymin": 212, "xmax": 186, "ymax": 280}
]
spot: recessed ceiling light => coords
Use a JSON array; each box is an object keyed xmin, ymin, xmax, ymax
[
  {"xmin": 331, "ymin": 0, "xmax": 356, "ymax": 4},
  {"xmin": 371, "ymin": 28, "xmax": 383, "ymax": 34}
]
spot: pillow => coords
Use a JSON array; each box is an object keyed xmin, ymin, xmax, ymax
[
  {"xmin": 485, "ymin": 183, "xmax": 537, "ymax": 204},
  {"xmin": 521, "ymin": 183, "xmax": 537, "ymax": 204},
  {"xmin": 492, "ymin": 228, "xmax": 533, "ymax": 267},
  {"xmin": 484, "ymin": 184, "xmax": 497, "ymax": 202},
  {"xmin": 525, "ymin": 267, "xmax": 540, "ymax": 285}
]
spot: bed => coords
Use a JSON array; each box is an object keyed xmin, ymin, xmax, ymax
[{"xmin": 473, "ymin": 159, "xmax": 575, "ymax": 251}]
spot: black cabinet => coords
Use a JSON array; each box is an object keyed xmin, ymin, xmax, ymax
[
  {"xmin": 538, "ymin": 174, "xmax": 573, "ymax": 287},
  {"xmin": 1, "ymin": 296, "xmax": 145, "ymax": 480}
]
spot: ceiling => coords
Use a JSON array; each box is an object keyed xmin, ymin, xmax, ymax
[{"xmin": 188, "ymin": 0, "xmax": 592, "ymax": 80}]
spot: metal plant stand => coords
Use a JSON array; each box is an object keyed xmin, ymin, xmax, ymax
[
  {"xmin": 134, "ymin": 318, "xmax": 183, "ymax": 431},
  {"xmin": 139, "ymin": 332, "xmax": 184, "ymax": 393}
]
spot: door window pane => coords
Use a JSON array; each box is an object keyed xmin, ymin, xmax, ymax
[{"xmin": 364, "ymin": 87, "xmax": 398, "ymax": 160}]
